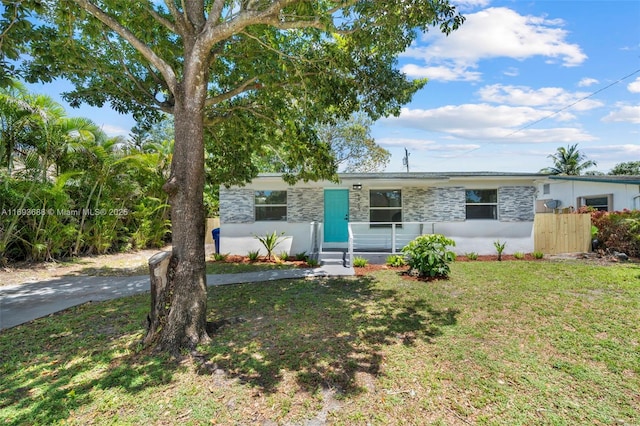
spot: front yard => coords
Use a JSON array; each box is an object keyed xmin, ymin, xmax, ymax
[{"xmin": 1, "ymin": 260, "xmax": 638, "ymax": 425}]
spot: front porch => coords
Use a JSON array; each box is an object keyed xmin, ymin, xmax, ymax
[
  {"xmin": 312, "ymin": 221, "xmax": 436, "ymax": 267},
  {"xmin": 311, "ymin": 220, "xmax": 535, "ymax": 266}
]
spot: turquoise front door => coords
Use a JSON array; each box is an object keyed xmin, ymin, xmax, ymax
[{"xmin": 324, "ymin": 189, "xmax": 349, "ymax": 243}]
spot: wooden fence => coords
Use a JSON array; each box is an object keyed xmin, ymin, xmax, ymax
[{"xmin": 534, "ymin": 213, "xmax": 591, "ymax": 254}]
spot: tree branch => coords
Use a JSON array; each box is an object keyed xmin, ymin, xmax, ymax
[
  {"xmin": 70, "ymin": 0, "xmax": 178, "ymax": 95},
  {"xmin": 184, "ymin": 0, "xmax": 206, "ymax": 32},
  {"xmin": 101, "ymin": 32, "xmax": 167, "ymax": 110},
  {"xmin": 146, "ymin": 5, "xmax": 178, "ymax": 34},
  {"xmin": 163, "ymin": 0, "xmax": 189, "ymax": 34},
  {"xmin": 205, "ymin": 76, "xmax": 260, "ymax": 106}
]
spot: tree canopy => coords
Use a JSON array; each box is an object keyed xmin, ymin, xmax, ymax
[
  {"xmin": 540, "ymin": 144, "xmax": 597, "ymax": 176},
  {"xmin": 3, "ymin": 1, "xmax": 462, "ymax": 185},
  {"xmin": 1, "ymin": 0, "xmax": 465, "ymax": 353},
  {"xmin": 609, "ymin": 161, "xmax": 640, "ymax": 176}
]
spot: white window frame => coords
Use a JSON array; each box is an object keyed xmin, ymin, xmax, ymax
[
  {"xmin": 369, "ymin": 189, "xmax": 402, "ymax": 227},
  {"xmin": 465, "ymin": 189, "xmax": 498, "ymax": 220},
  {"xmin": 577, "ymin": 193, "xmax": 612, "ymax": 212},
  {"xmin": 254, "ymin": 190, "xmax": 287, "ymax": 221}
]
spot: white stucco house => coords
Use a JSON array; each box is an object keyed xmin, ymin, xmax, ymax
[
  {"xmin": 218, "ymin": 172, "xmax": 547, "ymax": 264},
  {"xmin": 535, "ymin": 175, "xmax": 640, "ymax": 213}
]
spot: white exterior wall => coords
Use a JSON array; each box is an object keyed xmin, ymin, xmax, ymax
[
  {"xmin": 220, "ymin": 222, "xmax": 311, "ymax": 256},
  {"xmin": 220, "ymin": 174, "xmax": 540, "ymax": 256},
  {"xmin": 538, "ymin": 179, "xmax": 640, "ymax": 211},
  {"xmin": 433, "ymin": 221, "xmax": 533, "ymax": 255}
]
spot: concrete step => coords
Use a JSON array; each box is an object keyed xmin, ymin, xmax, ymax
[{"xmin": 319, "ymin": 251, "xmax": 347, "ymax": 267}]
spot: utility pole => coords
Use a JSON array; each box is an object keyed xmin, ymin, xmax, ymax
[{"xmin": 402, "ymin": 147, "xmax": 410, "ymax": 172}]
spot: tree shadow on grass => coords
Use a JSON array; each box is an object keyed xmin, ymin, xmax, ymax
[
  {"xmin": 199, "ymin": 275, "xmax": 459, "ymax": 396},
  {"xmin": 0, "ymin": 274, "xmax": 459, "ymax": 424},
  {"xmin": 0, "ymin": 293, "xmax": 177, "ymax": 425}
]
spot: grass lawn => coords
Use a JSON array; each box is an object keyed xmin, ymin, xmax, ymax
[{"xmin": 1, "ymin": 260, "xmax": 638, "ymax": 425}]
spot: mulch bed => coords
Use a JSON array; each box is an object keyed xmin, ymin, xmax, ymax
[
  {"xmin": 353, "ymin": 252, "xmax": 639, "ymax": 279},
  {"xmin": 213, "ymin": 254, "xmax": 311, "ymax": 268}
]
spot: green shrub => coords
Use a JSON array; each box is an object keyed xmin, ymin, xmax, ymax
[
  {"xmin": 401, "ymin": 234, "xmax": 456, "ymax": 279},
  {"xmin": 295, "ymin": 251, "xmax": 308, "ymax": 261},
  {"xmin": 353, "ymin": 256, "xmax": 369, "ymax": 267},
  {"xmin": 591, "ymin": 210, "xmax": 640, "ymax": 257},
  {"xmin": 278, "ymin": 251, "xmax": 289, "ymax": 261},
  {"xmin": 306, "ymin": 257, "xmax": 319, "ymax": 267},
  {"xmin": 494, "ymin": 240, "xmax": 506, "ymax": 261},
  {"xmin": 465, "ymin": 252, "xmax": 478, "ymax": 260},
  {"xmin": 247, "ymin": 250, "xmax": 260, "ymax": 261},
  {"xmin": 255, "ymin": 231, "xmax": 286, "ymax": 261},
  {"xmin": 213, "ymin": 253, "xmax": 229, "ymax": 261},
  {"xmin": 386, "ymin": 254, "xmax": 407, "ymax": 267},
  {"xmin": 514, "ymin": 251, "xmax": 525, "ymax": 259},
  {"xmin": 533, "ymin": 251, "xmax": 544, "ymax": 259}
]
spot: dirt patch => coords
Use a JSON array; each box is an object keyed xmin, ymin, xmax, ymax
[{"xmin": 0, "ymin": 247, "xmax": 173, "ymax": 287}]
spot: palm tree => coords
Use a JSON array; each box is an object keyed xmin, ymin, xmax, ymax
[
  {"xmin": 540, "ymin": 144, "xmax": 597, "ymax": 175},
  {"xmin": 0, "ymin": 81, "xmax": 36, "ymax": 174}
]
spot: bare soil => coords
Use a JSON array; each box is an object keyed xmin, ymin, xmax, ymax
[{"xmin": 0, "ymin": 247, "xmax": 170, "ymax": 287}]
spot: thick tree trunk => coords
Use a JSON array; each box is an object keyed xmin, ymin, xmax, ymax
[{"xmin": 144, "ymin": 84, "xmax": 210, "ymax": 354}]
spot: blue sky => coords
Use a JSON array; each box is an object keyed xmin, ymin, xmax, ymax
[{"xmin": 28, "ymin": 0, "xmax": 639, "ymax": 174}]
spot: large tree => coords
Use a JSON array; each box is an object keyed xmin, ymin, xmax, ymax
[
  {"xmin": 609, "ymin": 161, "xmax": 640, "ymax": 176},
  {"xmin": 318, "ymin": 113, "xmax": 390, "ymax": 172},
  {"xmin": 4, "ymin": 0, "xmax": 464, "ymax": 354},
  {"xmin": 540, "ymin": 144, "xmax": 597, "ymax": 176}
]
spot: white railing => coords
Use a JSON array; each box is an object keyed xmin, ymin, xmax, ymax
[
  {"xmin": 309, "ymin": 221, "xmax": 323, "ymax": 260},
  {"xmin": 347, "ymin": 224, "xmax": 354, "ymax": 267},
  {"xmin": 347, "ymin": 222, "xmax": 435, "ymax": 261}
]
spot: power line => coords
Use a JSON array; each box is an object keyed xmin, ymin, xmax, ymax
[
  {"xmin": 446, "ymin": 67, "xmax": 640, "ymax": 160},
  {"xmin": 502, "ymin": 67, "xmax": 640, "ymax": 139}
]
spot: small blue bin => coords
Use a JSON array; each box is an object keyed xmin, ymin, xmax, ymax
[{"xmin": 212, "ymin": 228, "xmax": 220, "ymax": 254}]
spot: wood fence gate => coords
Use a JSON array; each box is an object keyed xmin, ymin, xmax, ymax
[{"xmin": 534, "ymin": 213, "xmax": 591, "ymax": 254}]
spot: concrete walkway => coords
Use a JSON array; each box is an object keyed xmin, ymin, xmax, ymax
[{"xmin": 0, "ymin": 264, "xmax": 354, "ymax": 331}]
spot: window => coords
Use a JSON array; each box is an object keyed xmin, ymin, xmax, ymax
[
  {"xmin": 543, "ymin": 183, "xmax": 550, "ymax": 195},
  {"xmin": 466, "ymin": 189, "xmax": 497, "ymax": 220},
  {"xmin": 255, "ymin": 190, "xmax": 287, "ymax": 221},
  {"xmin": 370, "ymin": 190, "xmax": 402, "ymax": 226},
  {"xmin": 579, "ymin": 194, "xmax": 612, "ymax": 212}
]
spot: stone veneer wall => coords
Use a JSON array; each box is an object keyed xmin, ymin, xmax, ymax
[
  {"xmin": 219, "ymin": 187, "xmax": 254, "ymax": 224},
  {"xmin": 498, "ymin": 186, "xmax": 536, "ymax": 221},
  {"xmin": 220, "ymin": 184, "xmax": 536, "ymax": 225},
  {"xmin": 402, "ymin": 188, "xmax": 428, "ymax": 221},
  {"xmin": 424, "ymin": 187, "xmax": 467, "ymax": 222},
  {"xmin": 349, "ymin": 189, "xmax": 370, "ymax": 222},
  {"xmin": 288, "ymin": 188, "xmax": 324, "ymax": 222}
]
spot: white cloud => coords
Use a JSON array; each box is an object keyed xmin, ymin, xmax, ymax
[
  {"xmin": 99, "ymin": 124, "xmax": 131, "ymax": 137},
  {"xmin": 452, "ymin": 0, "xmax": 491, "ymax": 12},
  {"xmin": 628, "ymin": 77, "xmax": 640, "ymax": 93},
  {"xmin": 381, "ymin": 105, "xmax": 595, "ymax": 143},
  {"xmin": 578, "ymin": 78, "xmax": 599, "ymax": 87},
  {"xmin": 503, "ymin": 67, "xmax": 519, "ymax": 77},
  {"xmin": 601, "ymin": 104, "xmax": 640, "ymax": 124},
  {"xmin": 401, "ymin": 64, "xmax": 481, "ymax": 81},
  {"xmin": 477, "ymin": 84, "xmax": 603, "ymax": 111},
  {"xmin": 401, "ymin": 7, "xmax": 586, "ymax": 82},
  {"xmin": 377, "ymin": 137, "xmax": 480, "ymax": 152},
  {"xmin": 589, "ymin": 144, "xmax": 640, "ymax": 156}
]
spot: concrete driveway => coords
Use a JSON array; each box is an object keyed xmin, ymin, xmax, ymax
[{"xmin": 0, "ymin": 264, "xmax": 354, "ymax": 331}]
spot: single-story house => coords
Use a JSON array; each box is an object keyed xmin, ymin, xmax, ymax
[
  {"xmin": 218, "ymin": 172, "xmax": 547, "ymax": 264},
  {"xmin": 535, "ymin": 175, "xmax": 640, "ymax": 213}
]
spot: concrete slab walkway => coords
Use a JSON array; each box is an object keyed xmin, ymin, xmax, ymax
[{"xmin": 0, "ymin": 264, "xmax": 354, "ymax": 331}]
